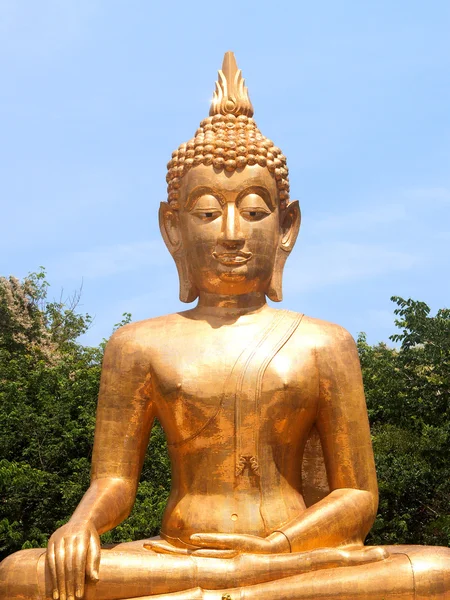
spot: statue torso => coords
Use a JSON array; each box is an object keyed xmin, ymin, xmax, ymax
[{"xmin": 131, "ymin": 307, "xmax": 326, "ymax": 546}]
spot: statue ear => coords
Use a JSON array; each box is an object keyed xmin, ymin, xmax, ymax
[
  {"xmin": 267, "ymin": 200, "xmax": 301, "ymax": 302},
  {"xmin": 159, "ymin": 202, "xmax": 199, "ymax": 303}
]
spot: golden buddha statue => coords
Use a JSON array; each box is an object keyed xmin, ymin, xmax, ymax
[{"xmin": 1, "ymin": 52, "xmax": 449, "ymax": 600}]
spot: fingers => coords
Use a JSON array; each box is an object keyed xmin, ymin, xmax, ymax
[
  {"xmin": 47, "ymin": 540, "xmax": 59, "ymax": 600},
  {"xmin": 312, "ymin": 546, "xmax": 389, "ymax": 569},
  {"xmin": 190, "ymin": 533, "xmax": 234, "ymax": 549},
  {"xmin": 46, "ymin": 526, "xmax": 97, "ymax": 600},
  {"xmin": 334, "ymin": 546, "xmax": 388, "ymax": 566},
  {"xmin": 48, "ymin": 537, "xmax": 80, "ymax": 600},
  {"xmin": 86, "ymin": 530, "xmax": 100, "ymax": 582},
  {"xmin": 55, "ymin": 539, "xmax": 67, "ymax": 600},
  {"xmin": 361, "ymin": 546, "xmax": 390, "ymax": 561},
  {"xmin": 143, "ymin": 539, "xmax": 238, "ymax": 558},
  {"xmin": 143, "ymin": 541, "xmax": 189, "ymax": 555},
  {"xmin": 191, "ymin": 548, "xmax": 238, "ymax": 558},
  {"xmin": 73, "ymin": 537, "xmax": 87, "ymax": 599},
  {"xmin": 65, "ymin": 542, "xmax": 75, "ymax": 600},
  {"xmin": 190, "ymin": 533, "xmax": 266, "ymax": 553}
]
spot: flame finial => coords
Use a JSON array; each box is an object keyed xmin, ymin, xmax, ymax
[{"xmin": 209, "ymin": 51, "xmax": 254, "ymax": 118}]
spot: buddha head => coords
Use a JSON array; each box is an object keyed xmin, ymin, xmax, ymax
[{"xmin": 160, "ymin": 52, "xmax": 300, "ymax": 303}]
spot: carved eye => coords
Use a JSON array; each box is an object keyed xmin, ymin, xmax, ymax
[
  {"xmin": 193, "ymin": 210, "xmax": 222, "ymax": 222},
  {"xmin": 239, "ymin": 192, "xmax": 272, "ymax": 222},
  {"xmin": 190, "ymin": 194, "xmax": 222, "ymax": 222},
  {"xmin": 240, "ymin": 209, "xmax": 270, "ymax": 222}
]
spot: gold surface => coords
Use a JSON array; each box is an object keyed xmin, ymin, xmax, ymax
[{"xmin": 1, "ymin": 52, "xmax": 449, "ymax": 600}]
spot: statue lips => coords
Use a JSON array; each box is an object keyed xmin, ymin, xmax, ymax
[{"xmin": 212, "ymin": 250, "xmax": 253, "ymax": 266}]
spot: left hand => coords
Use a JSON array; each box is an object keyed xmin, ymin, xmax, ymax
[{"xmin": 190, "ymin": 532, "xmax": 289, "ymax": 554}]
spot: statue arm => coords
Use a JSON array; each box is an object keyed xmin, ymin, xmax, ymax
[
  {"xmin": 270, "ymin": 325, "xmax": 378, "ymax": 553},
  {"xmin": 47, "ymin": 325, "xmax": 155, "ymax": 599},
  {"xmin": 73, "ymin": 324, "xmax": 155, "ymax": 532}
]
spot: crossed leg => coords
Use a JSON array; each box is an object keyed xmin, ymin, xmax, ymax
[
  {"xmin": 1, "ymin": 541, "xmax": 449, "ymax": 600},
  {"xmin": 201, "ymin": 546, "xmax": 450, "ymax": 600}
]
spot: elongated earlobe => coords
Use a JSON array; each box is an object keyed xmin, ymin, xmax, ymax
[
  {"xmin": 267, "ymin": 201, "xmax": 301, "ymax": 302},
  {"xmin": 174, "ymin": 257, "xmax": 199, "ymax": 303},
  {"xmin": 159, "ymin": 202, "xmax": 199, "ymax": 303}
]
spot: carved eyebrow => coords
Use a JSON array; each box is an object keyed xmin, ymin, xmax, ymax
[
  {"xmin": 185, "ymin": 186, "xmax": 226, "ymax": 211},
  {"xmin": 236, "ymin": 185, "xmax": 274, "ymax": 210}
]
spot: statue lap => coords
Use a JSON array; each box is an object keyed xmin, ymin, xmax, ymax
[{"xmin": 1, "ymin": 543, "xmax": 450, "ymax": 599}]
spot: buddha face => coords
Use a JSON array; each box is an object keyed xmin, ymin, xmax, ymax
[{"xmin": 160, "ymin": 165, "xmax": 300, "ymax": 302}]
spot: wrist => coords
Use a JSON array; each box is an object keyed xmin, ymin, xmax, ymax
[
  {"xmin": 268, "ymin": 530, "xmax": 291, "ymax": 553},
  {"xmin": 68, "ymin": 515, "xmax": 95, "ymax": 529}
]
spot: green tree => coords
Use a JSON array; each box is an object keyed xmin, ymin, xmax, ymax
[
  {"xmin": 360, "ymin": 297, "xmax": 450, "ymax": 546},
  {"xmin": 0, "ymin": 271, "xmax": 170, "ymax": 559}
]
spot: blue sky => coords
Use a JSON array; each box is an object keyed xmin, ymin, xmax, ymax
[{"xmin": 1, "ymin": 0, "xmax": 449, "ymax": 346}]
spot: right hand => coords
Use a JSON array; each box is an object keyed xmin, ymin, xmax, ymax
[{"xmin": 47, "ymin": 519, "xmax": 100, "ymax": 600}]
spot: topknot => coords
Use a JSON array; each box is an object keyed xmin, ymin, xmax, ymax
[
  {"xmin": 209, "ymin": 51, "xmax": 254, "ymax": 118},
  {"xmin": 166, "ymin": 52, "xmax": 290, "ymax": 209}
]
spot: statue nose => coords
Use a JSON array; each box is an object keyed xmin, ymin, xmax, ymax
[
  {"xmin": 219, "ymin": 203, "xmax": 245, "ymax": 248},
  {"xmin": 220, "ymin": 237, "xmax": 245, "ymax": 250}
]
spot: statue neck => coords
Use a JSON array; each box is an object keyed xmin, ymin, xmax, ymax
[{"xmin": 192, "ymin": 291, "xmax": 268, "ymax": 319}]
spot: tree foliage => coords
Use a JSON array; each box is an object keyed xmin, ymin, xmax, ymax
[
  {"xmin": 0, "ymin": 271, "xmax": 170, "ymax": 559},
  {"xmin": 360, "ymin": 297, "xmax": 450, "ymax": 546},
  {"xmin": 0, "ymin": 272, "xmax": 448, "ymax": 560}
]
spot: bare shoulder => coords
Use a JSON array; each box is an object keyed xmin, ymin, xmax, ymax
[
  {"xmin": 296, "ymin": 313, "xmax": 356, "ymax": 352},
  {"xmin": 105, "ymin": 312, "xmax": 187, "ymax": 356},
  {"xmin": 290, "ymin": 315, "xmax": 364, "ymax": 412}
]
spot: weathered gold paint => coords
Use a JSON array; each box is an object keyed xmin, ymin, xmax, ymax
[{"xmin": 1, "ymin": 52, "xmax": 449, "ymax": 600}]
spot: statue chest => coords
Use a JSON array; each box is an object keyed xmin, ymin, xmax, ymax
[{"xmin": 151, "ymin": 323, "xmax": 318, "ymax": 456}]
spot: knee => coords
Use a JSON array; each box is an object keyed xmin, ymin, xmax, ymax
[
  {"xmin": 0, "ymin": 548, "xmax": 45, "ymax": 599},
  {"xmin": 407, "ymin": 546, "xmax": 450, "ymax": 600}
]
